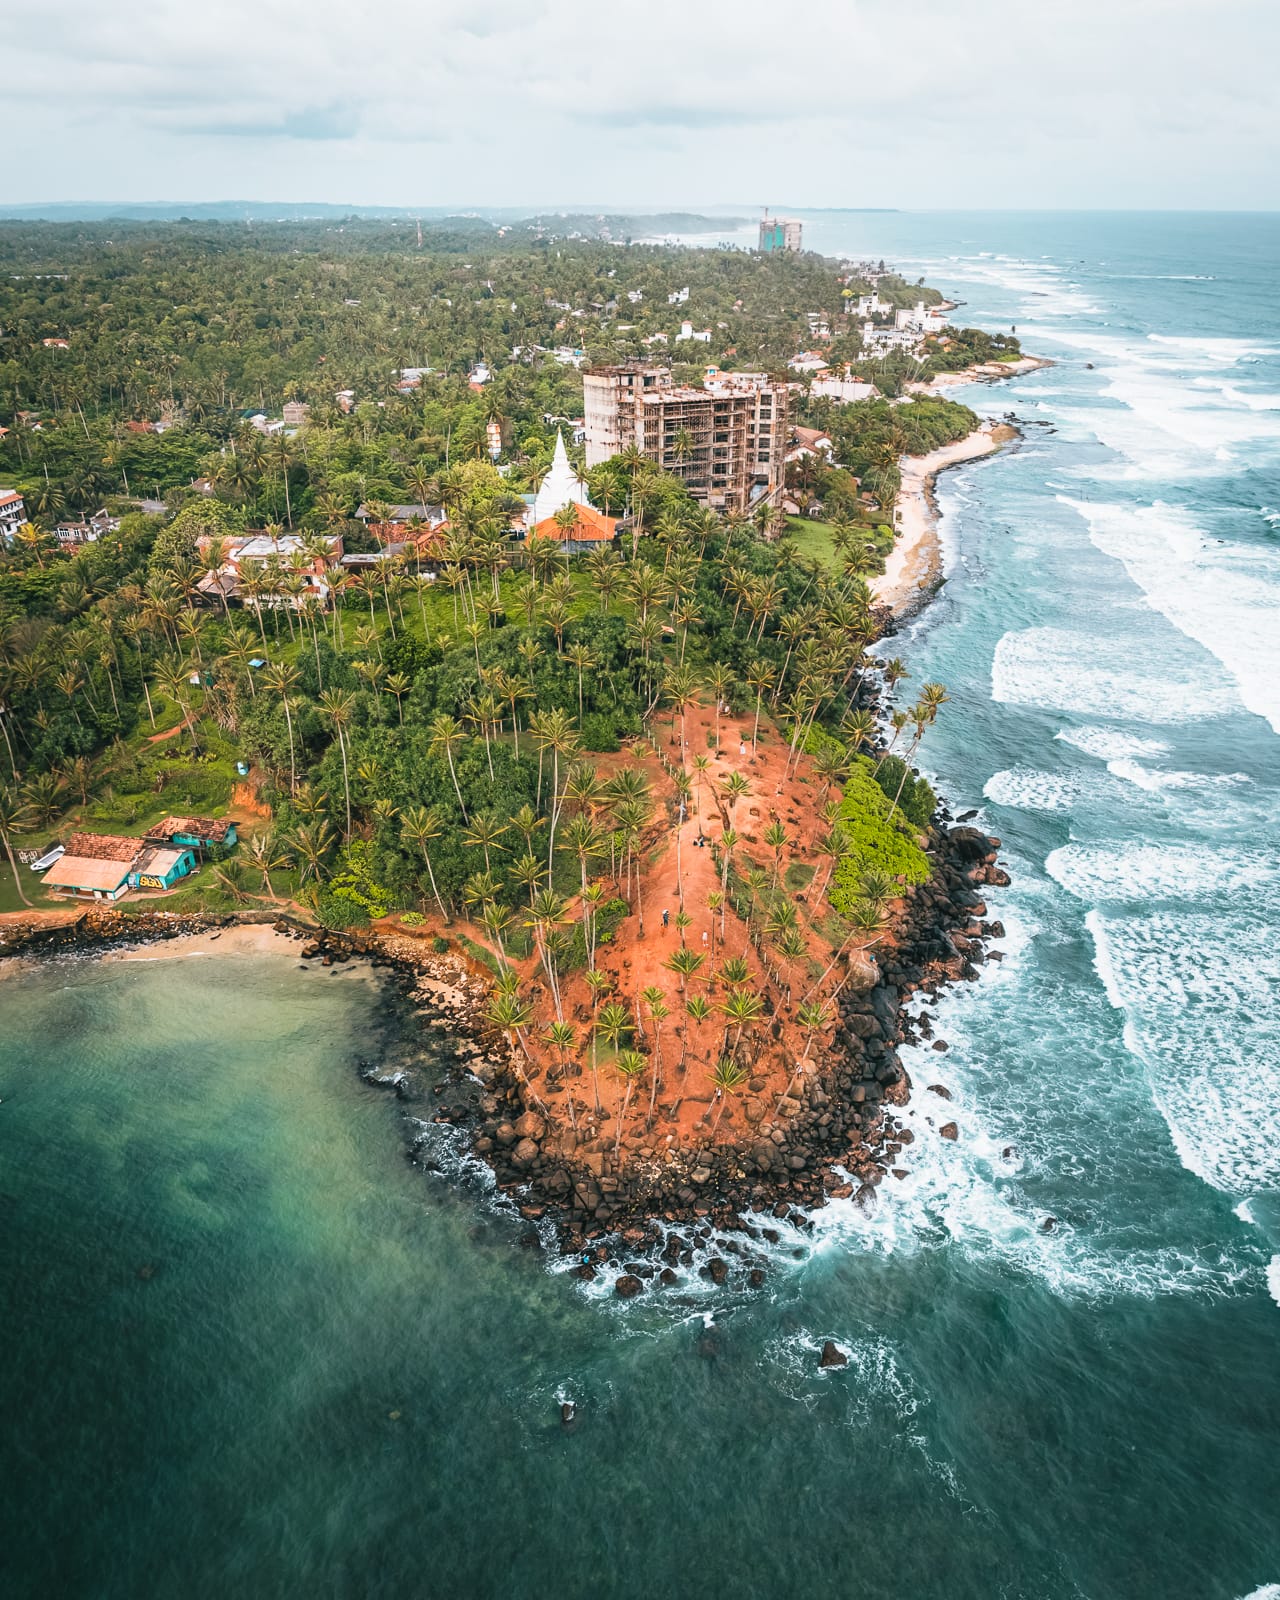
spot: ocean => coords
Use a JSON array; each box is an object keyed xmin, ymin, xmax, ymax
[{"xmin": 2, "ymin": 213, "xmax": 1278, "ymax": 1599}]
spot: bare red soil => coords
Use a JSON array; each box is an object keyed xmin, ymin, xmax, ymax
[{"xmin": 490, "ymin": 705, "xmax": 893, "ymax": 1162}]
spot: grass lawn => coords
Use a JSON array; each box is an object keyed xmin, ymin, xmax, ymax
[{"xmin": 785, "ymin": 517, "xmax": 842, "ymax": 573}]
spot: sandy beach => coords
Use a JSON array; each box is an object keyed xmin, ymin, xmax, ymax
[
  {"xmin": 872, "ymin": 423, "xmax": 1017, "ymax": 616},
  {"xmin": 105, "ymin": 922, "xmax": 297, "ymax": 962}
]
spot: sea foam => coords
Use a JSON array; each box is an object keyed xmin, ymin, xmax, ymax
[
  {"xmin": 1085, "ymin": 909, "xmax": 1280, "ymax": 1195},
  {"xmin": 992, "ymin": 626, "xmax": 1238, "ymax": 723},
  {"xmin": 1058, "ymin": 497, "xmax": 1280, "ymax": 735}
]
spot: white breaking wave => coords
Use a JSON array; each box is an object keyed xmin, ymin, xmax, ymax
[
  {"xmin": 1058, "ymin": 497, "xmax": 1280, "ymax": 735},
  {"xmin": 1056, "ymin": 725, "xmax": 1172, "ymax": 761},
  {"xmin": 984, "ymin": 767, "xmax": 1087, "ymax": 812},
  {"xmin": 1086, "ymin": 909, "xmax": 1280, "ymax": 1194},
  {"xmin": 1106, "ymin": 759, "xmax": 1251, "ymax": 794},
  {"xmin": 1048, "ymin": 843, "xmax": 1280, "ymax": 902},
  {"xmin": 992, "ymin": 626, "xmax": 1239, "ymax": 723},
  {"xmin": 1268, "ymin": 1258, "xmax": 1280, "ymax": 1310}
]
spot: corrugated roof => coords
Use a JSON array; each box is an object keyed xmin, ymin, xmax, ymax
[
  {"xmin": 133, "ymin": 846, "xmax": 188, "ymax": 877},
  {"xmin": 44, "ymin": 855, "xmax": 133, "ymax": 891}
]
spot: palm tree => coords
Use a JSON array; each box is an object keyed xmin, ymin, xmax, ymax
[
  {"xmin": 428, "ymin": 713, "xmax": 469, "ymax": 820},
  {"xmin": 710, "ymin": 1055, "xmax": 749, "ymax": 1132},
  {"xmin": 156, "ymin": 664, "xmax": 201, "ymax": 754},
  {"xmin": 484, "ymin": 989, "xmax": 547, "ymax": 1115},
  {"xmin": 532, "ymin": 706, "xmax": 578, "ymax": 884},
  {"xmin": 640, "ymin": 986, "xmax": 669, "ymax": 1128},
  {"xmin": 385, "ymin": 670, "xmax": 411, "ymax": 725},
  {"xmin": 706, "ymin": 663, "xmax": 734, "ymax": 748},
  {"xmin": 319, "ymin": 688, "xmax": 357, "ymax": 838},
  {"xmin": 612, "ymin": 1049, "xmax": 647, "ymax": 1159},
  {"xmin": 719, "ymin": 989, "xmax": 764, "ymax": 1057},
  {"xmin": 584, "ymin": 968, "xmax": 611, "ymax": 1110},
  {"xmin": 763, "ymin": 819, "xmax": 789, "ymax": 888},
  {"xmin": 745, "ymin": 659, "xmax": 776, "ymax": 750},
  {"xmin": 23, "ymin": 771, "xmax": 66, "ymax": 828},
  {"xmin": 463, "ymin": 811, "xmax": 509, "ymax": 875},
  {"xmin": 247, "ymin": 833, "xmax": 290, "ymax": 901},
  {"xmin": 263, "ymin": 662, "xmax": 301, "ymax": 792},
  {"xmin": 289, "ymin": 819, "xmax": 336, "ymax": 886},
  {"xmin": 401, "ymin": 804, "xmax": 450, "ymax": 922},
  {"xmin": 542, "ymin": 1020, "xmax": 579, "ymax": 1129},
  {"xmin": 565, "ymin": 642, "xmax": 597, "ymax": 722},
  {"xmin": 0, "ymin": 787, "xmax": 34, "ymax": 907},
  {"xmin": 525, "ymin": 887, "xmax": 569, "ymax": 1020},
  {"xmin": 595, "ymin": 998, "xmax": 631, "ymax": 1067},
  {"xmin": 772, "ymin": 999, "xmax": 832, "ymax": 1125}
]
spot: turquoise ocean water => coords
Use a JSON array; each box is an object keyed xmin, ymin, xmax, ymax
[{"xmin": 2, "ymin": 213, "xmax": 1278, "ymax": 1599}]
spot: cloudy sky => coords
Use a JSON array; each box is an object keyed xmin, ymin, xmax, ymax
[{"xmin": 6, "ymin": 0, "xmax": 1276, "ymax": 209}]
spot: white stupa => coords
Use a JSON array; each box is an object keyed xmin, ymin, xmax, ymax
[{"xmin": 532, "ymin": 431, "xmax": 592, "ymax": 524}]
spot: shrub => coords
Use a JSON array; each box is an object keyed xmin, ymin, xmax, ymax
[
  {"xmin": 828, "ymin": 760, "xmax": 930, "ymax": 916},
  {"xmin": 317, "ymin": 891, "xmax": 369, "ymax": 930},
  {"xmin": 430, "ymin": 935, "xmax": 450, "ymax": 954},
  {"xmin": 327, "ymin": 839, "xmax": 393, "ymax": 921},
  {"xmin": 579, "ymin": 711, "xmax": 620, "ymax": 753},
  {"xmin": 872, "ymin": 754, "xmax": 937, "ymax": 829}
]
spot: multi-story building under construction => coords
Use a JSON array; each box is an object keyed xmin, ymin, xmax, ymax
[{"xmin": 582, "ymin": 365, "xmax": 790, "ymax": 514}]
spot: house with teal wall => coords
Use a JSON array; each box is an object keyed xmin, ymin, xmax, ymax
[
  {"xmin": 146, "ymin": 815, "xmax": 238, "ymax": 854},
  {"xmin": 128, "ymin": 845, "xmax": 197, "ymax": 892}
]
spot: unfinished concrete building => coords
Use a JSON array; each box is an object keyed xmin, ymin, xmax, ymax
[{"xmin": 583, "ymin": 365, "xmax": 790, "ymax": 514}]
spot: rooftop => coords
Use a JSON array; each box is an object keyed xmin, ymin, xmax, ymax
[
  {"xmin": 43, "ymin": 855, "xmax": 134, "ymax": 892},
  {"xmin": 147, "ymin": 815, "xmax": 234, "ymax": 843},
  {"xmin": 65, "ymin": 831, "xmax": 143, "ymax": 862}
]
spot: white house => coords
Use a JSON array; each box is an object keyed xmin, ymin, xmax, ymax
[
  {"xmin": 895, "ymin": 301, "xmax": 947, "ymax": 334},
  {"xmin": 0, "ymin": 489, "xmax": 27, "ymax": 544},
  {"xmin": 667, "ymin": 287, "xmax": 690, "ymax": 305},
  {"xmin": 788, "ymin": 351, "xmax": 829, "ymax": 374},
  {"xmin": 677, "ymin": 320, "xmax": 711, "ymax": 343},
  {"xmin": 811, "ymin": 373, "xmax": 877, "ymax": 404}
]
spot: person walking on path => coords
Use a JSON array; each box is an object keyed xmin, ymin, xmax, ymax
[{"xmin": 662, "ymin": 908, "xmax": 670, "ymax": 929}]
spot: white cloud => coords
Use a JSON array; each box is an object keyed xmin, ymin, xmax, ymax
[{"xmin": 3, "ymin": 0, "xmax": 1276, "ymax": 207}]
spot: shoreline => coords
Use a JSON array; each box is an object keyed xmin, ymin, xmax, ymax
[
  {"xmin": 909, "ymin": 353, "xmax": 1054, "ymax": 394},
  {"xmin": 873, "ymin": 422, "xmax": 1019, "ymax": 618},
  {"xmin": 0, "ymin": 832, "xmax": 1009, "ymax": 1285}
]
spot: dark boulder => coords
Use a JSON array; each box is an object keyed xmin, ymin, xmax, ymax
[
  {"xmin": 947, "ymin": 826, "xmax": 992, "ymax": 861},
  {"xmin": 615, "ymin": 1273, "xmax": 644, "ymax": 1298},
  {"xmin": 819, "ymin": 1340, "xmax": 848, "ymax": 1369}
]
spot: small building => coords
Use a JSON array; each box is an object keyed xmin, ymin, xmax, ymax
[
  {"xmin": 145, "ymin": 815, "xmax": 238, "ymax": 854},
  {"xmin": 42, "ymin": 337, "xmax": 70, "ymax": 350},
  {"xmin": 42, "ymin": 832, "xmax": 141, "ymax": 901},
  {"xmin": 529, "ymin": 504, "xmax": 619, "ymax": 554},
  {"xmin": 786, "ymin": 427, "xmax": 834, "ymax": 464},
  {"xmin": 129, "ymin": 845, "xmax": 197, "ymax": 892},
  {"xmin": 0, "ymin": 489, "xmax": 28, "ymax": 544},
  {"xmin": 811, "ymin": 372, "xmax": 877, "ymax": 404},
  {"xmin": 282, "ymin": 400, "xmax": 310, "ymax": 427},
  {"xmin": 355, "ymin": 503, "xmax": 446, "ymax": 529},
  {"xmin": 54, "ymin": 508, "xmax": 120, "ymax": 547}
]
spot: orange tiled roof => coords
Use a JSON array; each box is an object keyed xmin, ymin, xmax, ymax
[{"xmin": 531, "ymin": 505, "xmax": 618, "ymax": 544}]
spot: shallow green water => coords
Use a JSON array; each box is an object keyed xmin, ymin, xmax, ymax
[{"xmin": 1, "ymin": 945, "xmax": 1276, "ymax": 1600}]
